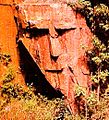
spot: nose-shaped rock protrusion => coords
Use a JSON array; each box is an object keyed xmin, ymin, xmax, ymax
[{"xmin": 48, "ymin": 21, "xmax": 58, "ymax": 38}]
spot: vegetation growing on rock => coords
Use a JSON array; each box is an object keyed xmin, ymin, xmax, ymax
[
  {"xmin": 67, "ymin": 0, "xmax": 109, "ymax": 119},
  {"xmin": 0, "ymin": 0, "xmax": 109, "ymax": 119}
]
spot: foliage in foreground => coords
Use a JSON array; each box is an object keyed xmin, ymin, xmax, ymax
[
  {"xmin": 0, "ymin": 75, "xmax": 72, "ymax": 119},
  {"xmin": 0, "ymin": 51, "xmax": 72, "ymax": 120},
  {"xmin": 1, "ymin": 0, "xmax": 109, "ymax": 119},
  {"xmin": 0, "ymin": 91, "xmax": 72, "ymax": 120}
]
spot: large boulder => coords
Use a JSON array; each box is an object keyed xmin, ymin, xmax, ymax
[{"xmin": 17, "ymin": 0, "xmax": 93, "ymax": 113}]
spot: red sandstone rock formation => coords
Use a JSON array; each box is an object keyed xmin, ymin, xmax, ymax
[
  {"xmin": 0, "ymin": 0, "xmax": 25, "ymax": 86},
  {"xmin": 17, "ymin": 1, "xmax": 93, "ymax": 113}
]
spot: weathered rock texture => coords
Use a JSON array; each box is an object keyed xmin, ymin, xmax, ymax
[
  {"xmin": 0, "ymin": 0, "xmax": 93, "ymax": 114},
  {"xmin": 0, "ymin": 0, "xmax": 25, "ymax": 86},
  {"xmin": 17, "ymin": 0, "xmax": 93, "ymax": 113}
]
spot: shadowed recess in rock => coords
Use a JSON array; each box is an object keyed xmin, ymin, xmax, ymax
[{"xmin": 17, "ymin": 41, "xmax": 63, "ymax": 99}]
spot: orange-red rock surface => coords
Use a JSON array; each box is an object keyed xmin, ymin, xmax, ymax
[
  {"xmin": 18, "ymin": 1, "xmax": 93, "ymax": 113},
  {"xmin": 0, "ymin": 0, "xmax": 93, "ymax": 114},
  {"xmin": 0, "ymin": 0, "xmax": 25, "ymax": 86}
]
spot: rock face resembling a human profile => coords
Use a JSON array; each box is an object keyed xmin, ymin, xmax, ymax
[{"xmin": 16, "ymin": 0, "xmax": 93, "ymax": 113}]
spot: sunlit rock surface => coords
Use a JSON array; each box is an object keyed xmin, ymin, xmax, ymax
[
  {"xmin": 0, "ymin": 0, "xmax": 93, "ymax": 113},
  {"xmin": 0, "ymin": 0, "xmax": 25, "ymax": 86}
]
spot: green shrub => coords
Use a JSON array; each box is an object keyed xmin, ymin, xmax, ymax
[{"xmin": 2, "ymin": 66, "xmax": 15, "ymax": 84}]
